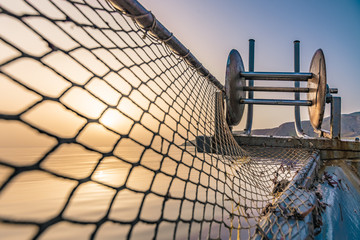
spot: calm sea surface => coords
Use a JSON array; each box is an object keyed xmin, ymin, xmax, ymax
[{"xmin": 0, "ymin": 145, "xmax": 259, "ymax": 239}]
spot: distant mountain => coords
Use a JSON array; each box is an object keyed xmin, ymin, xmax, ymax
[{"xmin": 243, "ymin": 112, "xmax": 360, "ymax": 138}]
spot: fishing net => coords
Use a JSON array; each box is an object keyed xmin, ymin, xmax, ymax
[{"xmin": 0, "ymin": 0, "xmax": 319, "ymax": 239}]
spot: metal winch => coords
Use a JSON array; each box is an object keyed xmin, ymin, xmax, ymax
[{"xmin": 225, "ymin": 40, "xmax": 341, "ymax": 138}]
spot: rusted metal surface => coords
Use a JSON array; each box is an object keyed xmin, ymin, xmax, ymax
[
  {"xmin": 233, "ymin": 134, "xmax": 360, "ymax": 160},
  {"xmin": 308, "ymin": 49, "xmax": 327, "ymax": 130},
  {"xmin": 321, "ymin": 160, "xmax": 360, "ymax": 192},
  {"xmin": 330, "ymin": 97, "xmax": 341, "ymax": 139},
  {"xmin": 225, "ymin": 49, "xmax": 245, "ymax": 126},
  {"xmin": 315, "ymin": 160, "xmax": 360, "ymax": 239}
]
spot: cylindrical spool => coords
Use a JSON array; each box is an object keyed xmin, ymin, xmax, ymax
[
  {"xmin": 225, "ymin": 49, "xmax": 245, "ymax": 126},
  {"xmin": 308, "ymin": 49, "xmax": 327, "ymax": 130}
]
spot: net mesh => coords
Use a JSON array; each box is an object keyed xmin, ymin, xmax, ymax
[{"xmin": 0, "ymin": 0, "xmax": 318, "ymax": 239}]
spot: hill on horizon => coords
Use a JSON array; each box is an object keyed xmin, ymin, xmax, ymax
[{"xmin": 238, "ymin": 111, "xmax": 360, "ymax": 139}]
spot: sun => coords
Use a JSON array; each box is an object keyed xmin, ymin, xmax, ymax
[{"xmin": 99, "ymin": 108, "xmax": 135, "ymax": 135}]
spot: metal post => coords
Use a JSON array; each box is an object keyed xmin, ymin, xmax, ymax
[
  {"xmin": 244, "ymin": 39, "xmax": 255, "ymax": 135},
  {"xmin": 213, "ymin": 91, "xmax": 223, "ymax": 152},
  {"xmin": 331, "ymin": 97, "xmax": 341, "ymax": 139},
  {"xmin": 293, "ymin": 40, "xmax": 306, "ymax": 137},
  {"xmin": 197, "ymin": 91, "xmax": 224, "ymax": 153},
  {"xmin": 214, "ymin": 91, "xmax": 224, "ymax": 138}
]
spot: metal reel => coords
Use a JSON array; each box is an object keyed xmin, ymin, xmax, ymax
[
  {"xmin": 308, "ymin": 49, "xmax": 327, "ymax": 130},
  {"xmin": 225, "ymin": 49, "xmax": 246, "ymax": 126}
]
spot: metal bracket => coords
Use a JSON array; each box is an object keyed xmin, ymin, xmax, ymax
[
  {"xmin": 330, "ymin": 96, "xmax": 341, "ymax": 139},
  {"xmin": 315, "ymin": 95, "xmax": 341, "ymax": 139}
]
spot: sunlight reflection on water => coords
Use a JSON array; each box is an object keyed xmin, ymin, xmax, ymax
[
  {"xmin": 0, "ymin": 144, "xmax": 277, "ymax": 239},
  {"xmin": 0, "ymin": 145, "xmax": 227, "ymax": 239}
]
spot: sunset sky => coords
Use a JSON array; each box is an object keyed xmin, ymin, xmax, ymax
[
  {"xmin": 1, "ymin": 0, "xmax": 359, "ymax": 147},
  {"xmin": 141, "ymin": 0, "xmax": 360, "ymax": 130}
]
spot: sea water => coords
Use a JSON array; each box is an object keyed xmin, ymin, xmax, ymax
[
  {"xmin": 0, "ymin": 144, "xmax": 296, "ymax": 239},
  {"xmin": 0, "ymin": 145, "xmax": 252, "ymax": 239}
]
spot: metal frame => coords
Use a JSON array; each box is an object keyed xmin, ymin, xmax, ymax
[
  {"xmin": 330, "ymin": 97, "xmax": 341, "ymax": 139},
  {"xmin": 226, "ymin": 40, "xmax": 341, "ymax": 139},
  {"xmin": 243, "ymin": 40, "xmax": 311, "ymax": 137}
]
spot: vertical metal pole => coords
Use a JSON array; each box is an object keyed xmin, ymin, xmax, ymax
[
  {"xmin": 293, "ymin": 40, "xmax": 306, "ymax": 137},
  {"xmin": 197, "ymin": 91, "xmax": 223, "ymax": 153},
  {"xmin": 330, "ymin": 97, "xmax": 341, "ymax": 139},
  {"xmin": 214, "ymin": 91, "xmax": 223, "ymax": 139},
  {"xmin": 213, "ymin": 91, "xmax": 224, "ymax": 153},
  {"xmin": 244, "ymin": 39, "xmax": 255, "ymax": 135}
]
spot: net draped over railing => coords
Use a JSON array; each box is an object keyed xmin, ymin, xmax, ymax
[{"xmin": 0, "ymin": 0, "xmax": 318, "ymax": 239}]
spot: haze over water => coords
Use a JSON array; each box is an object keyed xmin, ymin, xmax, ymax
[{"xmin": 0, "ymin": 145, "xmax": 268, "ymax": 239}]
